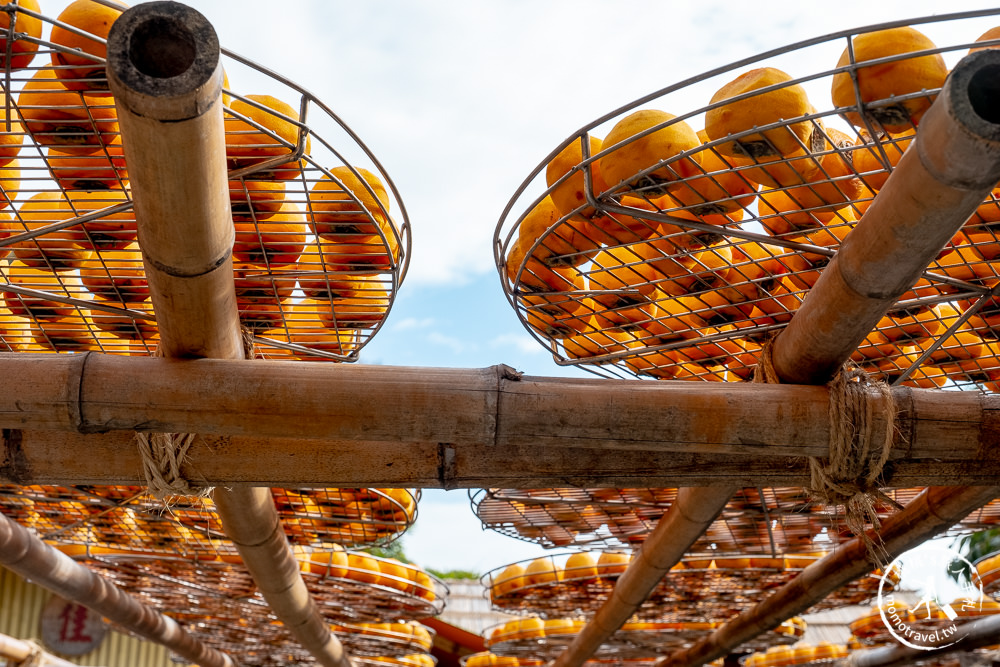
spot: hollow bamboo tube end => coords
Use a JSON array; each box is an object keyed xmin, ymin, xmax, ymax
[{"xmin": 106, "ymin": 1, "xmax": 222, "ymax": 122}]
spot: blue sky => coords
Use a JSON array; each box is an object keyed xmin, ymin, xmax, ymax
[{"xmin": 169, "ymin": 0, "xmax": 1000, "ymax": 584}]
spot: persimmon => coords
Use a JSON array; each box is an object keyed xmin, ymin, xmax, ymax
[
  {"xmin": 635, "ymin": 292, "xmax": 698, "ymax": 343},
  {"xmin": 2, "ymin": 259, "xmax": 85, "ymax": 319},
  {"xmin": 0, "ymin": 0, "xmax": 41, "ymax": 71},
  {"xmin": 586, "ymin": 245, "xmax": 659, "ymax": 330},
  {"xmin": 50, "ymin": 0, "xmax": 128, "ymax": 91},
  {"xmin": 0, "ymin": 159, "xmax": 19, "ymax": 208},
  {"xmin": 562, "ymin": 323, "xmax": 635, "ymax": 362},
  {"xmin": 229, "ymin": 177, "xmax": 286, "ymax": 219},
  {"xmin": 65, "ymin": 188, "xmax": 136, "ymax": 250},
  {"xmin": 280, "ymin": 298, "xmax": 360, "ymax": 359},
  {"xmin": 953, "ymin": 341, "xmax": 1000, "ymax": 384},
  {"xmin": 670, "ymin": 325, "xmax": 747, "ymax": 367},
  {"xmin": 677, "ymin": 287, "xmax": 755, "ymax": 328},
  {"xmin": 232, "ymin": 262, "xmax": 295, "ymax": 331},
  {"xmin": 233, "ymin": 202, "xmax": 307, "ymax": 267},
  {"xmin": 89, "ymin": 296, "xmax": 157, "ymax": 341},
  {"xmin": 309, "ymin": 166, "xmax": 391, "ymax": 242},
  {"xmin": 590, "ymin": 193, "xmax": 670, "ymax": 245},
  {"xmin": 599, "ymin": 109, "xmax": 702, "ymax": 196},
  {"xmin": 517, "ymin": 195, "xmax": 600, "ymax": 267},
  {"xmin": 654, "ymin": 198, "xmax": 743, "ymax": 251},
  {"xmin": 933, "ymin": 244, "xmax": 1000, "ymax": 286},
  {"xmin": 595, "ymin": 551, "xmax": 631, "ymax": 579},
  {"xmin": 563, "ymin": 552, "xmax": 598, "ymax": 582},
  {"xmin": 7, "ymin": 192, "xmax": 91, "ymax": 270},
  {"xmin": 79, "ymin": 242, "xmax": 147, "ymax": 303},
  {"xmin": 30, "ymin": 310, "xmax": 97, "ymax": 352},
  {"xmin": 521, "ymin": 299, "xmax": 590, "ymax": 339},
  {"xmin": 672, "ymin": 130, "xmax": 757, "ymax": 215},
  {"xmin": 297, "ymin": 251, "xmax": 370, "ymax": 301},
  {"xmin": 852, "ymin": 129, "xmax": 914, "ymax": 191},
  {"xmin": 523, "ymin": 557, "xmax": 562, "ymax": 586},
  {"xmin": 377, "ymin": 558, "xmax": 410, "ymax": 591},
  {"xmin": 491, "ymin": 563, "xmax": 525, "ymax": 599},
  {"xmin": 225, "ymin": 94, "xmax": 309, "ymax": 179},
  {"xmin": 831, "ymin": 26, "xmax": 948, "ymax": 133},
  {"xmin": 345, "ymin": 552, "xmax": 381, "ymax": 585},
  {"xmin": 505, "ymin": 237, "xmax": 586, "ymax": 316},
  {"xmin": 875, "ymin": 303, "xmax": 943, "ymax": 344},
  {"xmin": 322, "ymin": 228, "xmax": 402, "ymax": 275},
  {"xmin": 317, "ymin": 277, "xmax": 390, "ymax": 330},
  {"xmin": 47, "ymin": 135, "xmax": 128, "ymax": 190},
  {"xmin": 706, "ymin": 67, "xmax": 814, "ymax": 164},
  {"xmin": 545, "ymin": 134, "xmax": 608, "ymax": 220},
  {"xmin": 971, "ymin": 27, "xmax": 1000, "ymax": 53},
  {"xmin": 913, "ymin": 323, "xmax": 985, "ymax": 366},
  {"xmin": 17, "ymin": 69, "xmax": 119, "ymax": 154}
]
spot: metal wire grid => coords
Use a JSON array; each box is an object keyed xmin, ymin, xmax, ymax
[
  {"xmin": 328, "ymin": 623, "xmax": 436, "ymax": 658},
  {"xmin": 0, "ymin": 484, "xmax": 420, "ymax": 552},
  {"xmin": 0, "ymin": 0, "xmax": 410, "ymax": 362},
  {"xmin": 470, "ymin": 488, "xmax": 1000, "ymax": 554},
  {"xmin": 482, "ymin": 619, "xmax": 803, "ymax": 661},
  {"xmin": 493, "ymin": 9, "xmax": 1000, "ymax": 385},
  {"xmin": 66, "ymin": 547, "xmax": 447, "ymax": 667},
  {"xmin": 480, "ymin": 553, "xmax": 887, "ymax": 622}
]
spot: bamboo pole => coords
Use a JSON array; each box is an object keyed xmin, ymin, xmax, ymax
[
  {"xmin": 4, "ymin": 353, "xmax": 998, "ymax": 462},
  {"xmin": 0, "ymin": 633, "xmax": 81, "ymax": 667},
  {"xmin": 846, "ymin": 612, "xmax": 1000, "ymax": 667},
  {"xmin": 552, "ymin": 487, "xmax": 736, "ymax": 667},
  {"xmin": 0, "ymin": 513, "xmax": 235, "ymax": 667},
  {"xmin": 656, "ymin": 485, "xmax": 1000, "ymax": 667},
  {"xmin": 105, "ymin": 5, "xmax": 349, "ymax": 667},
  {"xmin": 771, "ymin": 48, "xmax": 1000, "ymax": 385}
]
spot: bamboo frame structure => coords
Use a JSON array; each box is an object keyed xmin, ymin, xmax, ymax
[
  {"xmin": 104, "ymin": 4, "xmax": 350, "ymax": 667},
  {"xmin": 554, "ymin": 47, "xmax": 1000, "ymax": 667},
  {"xmin": 0, "ymin": 512, "xmax": 235, "ymax": 667},
  {"xmin": 656, "ymin": 485, "xmax": 1000, "ymax": 667}
]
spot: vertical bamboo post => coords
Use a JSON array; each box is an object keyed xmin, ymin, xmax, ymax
[
  {"xmin": 106, "ymin": 4, "xmax": 351, "ymax": 666},
  {"xmin": 551, "ymin": 487, "xmax": 735, "ymax": 667},
  {"xmin": 0, "ymin": 513, "xmax": 236, "ymax": 667},
  {"xmin": 771, "ymin": 48, "xmax": 1000, "ymax": 385},
  {"xmin": 0, "ymin": 633, "xmax": 80, "ymax": 667}
]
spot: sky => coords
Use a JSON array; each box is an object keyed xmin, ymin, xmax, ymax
[{"xmin": 157, "ymin": 0, "xmax": 1000, "ymax": 604}]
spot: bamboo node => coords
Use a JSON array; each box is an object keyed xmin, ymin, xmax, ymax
[{"xmin": 13, "ymin": 640, "xmax": 43, "ymax": 667}]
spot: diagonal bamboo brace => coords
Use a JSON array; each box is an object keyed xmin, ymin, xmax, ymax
[{"xmin": 106, "ymin": 4, "xmax": 351, "ymax": 666}]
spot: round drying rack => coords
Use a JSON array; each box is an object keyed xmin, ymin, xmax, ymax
[
  {"xmin": 483, "ymin": 616, "xmax": 804, "ymax": 662},
  {"xmin": 470, "ymin": 487, "xmax": 1000, "ymax": 553},
  {"xmin": 494, "ymin": 9, "xmax": 1000, "ymax": 386},
  {"xmin": 59, "ymin": 543, "xmax": 447, "ymax": 667},
  {"xmin": 0, "ymin": 483, "xmax": 419, "ymax": 552},
  {"xmin": 0, "ymin": 0, "xmax": 410, "ymax": 362},
  {"xmin": 481, "ymin": 553, "xmax": 889, "ymax": 622}
]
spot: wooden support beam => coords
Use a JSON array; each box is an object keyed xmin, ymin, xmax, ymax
[
  {"xmin": 4, "ymin": 427, "xmax": 1000, "ymax": 488},
  {"xmin": 657, "ymin": 485, "xmax": 1000, "ymax": 667}
]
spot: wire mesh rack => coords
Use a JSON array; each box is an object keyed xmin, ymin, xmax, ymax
[
  {"xmin": 482, "ymin": 617, "xmax": 804, "ymax": 661},
  {"xmin": 847, "ymin": 597, "xmax": 1000, "ymax": 647},
  {"xmin": 493, "ymin": 9, "xmax": 1000, "ymax": 386},
  {"xmin": 470, "ymin": 488, "xmax": 1000, "ymax": 554},
  {"xmin": 61, "ymin": 544, "xmax": 447, "ymax": 667},
  {"xmin": 741, "ymin": 643, "xmax": 849, "ymax": 667},
  {"xmin": 0, "ymin": 0, "xmax": 410, "ymax": 363},
  {"xmin": 481, "ymin": 553, "xmax": 889, "ymax": 622},
  {"xmin": 0, "ymin": 483, "xmax": 419, "ymax": 552}
]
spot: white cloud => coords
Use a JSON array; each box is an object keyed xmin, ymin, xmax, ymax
[
  {"xmin": 427, "ymin": 331, "xmax": 476, "ymax": 355},
  {"xmin": 489, "ymin": 332, "xmax": 546, "ymax": 355},
  {"xmin": 392, "ymin": 317, "xmax": 435, "ymax": 331}
]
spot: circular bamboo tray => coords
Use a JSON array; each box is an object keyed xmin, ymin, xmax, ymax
[
  {"xmin": 484, "ymin": 617, "xmax": 804, "ymax": 661},
  {"xmin": 471, "ymin": 487, "xmax": 1000, "ymax": 553},
  {"xmin": 0, "ymin": 483, "xmax": 419, "ymax": 553},
  {"xmin": 0, "ymin": 0, "xmax": 409, "ymax": 363},
  {"xmin": 493, "ymin": 9, "xmax": 1000, "ymax": 387},
  {"xmin": 483, "ymin": 553, "xmax": 887, "ymax": 621}
]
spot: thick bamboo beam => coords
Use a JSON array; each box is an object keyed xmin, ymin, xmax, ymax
[
  {"xmin": 656, "ymin": 485, "xmax": 1000, "ymax": 667},
  {"xmin": 0, "ymin": 513, "xmax": 235, "ymax": 667},
  {"xmin": 772, "ymin": 48, "xmax": 1000, "ymax": 385},
  {"xmin": 106, "ymin": 5, "xmax": 348, "ymax": 667},
  {"xmin": 846, "ymin": 612, "xmax": 1000, "ymax": 667},
  {"xmin": 5, "ymin": 427, "xmax": 1000, "ymax": 488},
  {"xmin": 3, "ymin": 354, "xmax": 999, "ymax": 462},
  {"xmin": 552, "ymin": 487, "xmax": 735, "ymax": 667}
]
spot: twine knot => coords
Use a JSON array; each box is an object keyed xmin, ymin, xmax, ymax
[{"xmin": 754, "ymin": 338, "xmax": 897, "ymax": 565}]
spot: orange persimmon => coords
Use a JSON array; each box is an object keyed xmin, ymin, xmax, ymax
[{"xmin": 50, "ymin": 0, "xmax": 128, "ymax": 92}]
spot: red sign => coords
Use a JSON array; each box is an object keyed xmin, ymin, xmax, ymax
[{"xmin": 40, "ymin": 595, "xmax": 108, "ymax": 656}]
